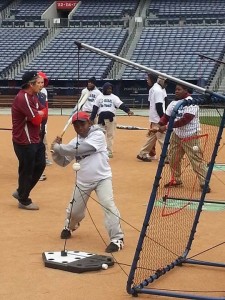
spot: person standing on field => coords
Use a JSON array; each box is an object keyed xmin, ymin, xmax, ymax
[
  {"xmin": 158, "ymin": 83, "xmax": 210, "ymax": 193},
  {"xmin": 81, "ymin": 77, "xmax": 102, "ymax": 119},
  {"xmin": 90, "ymin": 82, "xmax": 134, "ymax": 158},
  {"xmin": 137, "ymin": 76, "xmax": 168, "ymax": 162},
  {"xmin": 51, "ymin": 111, "xmax": 124, "ymax": 253},
  {"xmin": 145, "ymin": 73, "xmax": 158, "ymax": 160},
  {"xmin": 38, "ymin": 71, "xmax": 52, "ymax": 167},
  {"xmin": 37, "ymin": 71, "xmax": 52, "ymax": 181},
  {"xmin": 12, "ymin": 71, "xmax": 47, "ymax": 210}
]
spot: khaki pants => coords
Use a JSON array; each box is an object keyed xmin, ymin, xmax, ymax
[
  {"xmin": 99, "ymin": 118, "xmax": 116, "ymax": 154},
  {"xmin": 43, "ymin": 135, "xmax": 49, "ymax": 159},
  {"xmin": 168, "ymin": 132, "xmax": 207, "ymax": 185},
  {"xmin": 139, "ymin": 122, "xmax": 165, "ymax": 157}
]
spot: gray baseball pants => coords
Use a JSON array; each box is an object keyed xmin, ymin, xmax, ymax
[{"xmin": 64, "ymin": 178, "xmax": 124, "ymax": 241}]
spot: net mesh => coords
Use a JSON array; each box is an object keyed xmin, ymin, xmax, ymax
[{"xmin": 132, "ymin": 104, "xmax": 223, "ymax": 287}]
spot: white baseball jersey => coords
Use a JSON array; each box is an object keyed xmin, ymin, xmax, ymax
[
  {"xmin": 166, "ymin": 97, "xmax": 200, "ymax": 138},
  {"xmin": 81, "ymin": 87, "xmax": 102, "ymax": 112},
  {"xmin": 148, "ymin": 82, "xmax": 167, "ymax": 123},
  {"xmin": 52, "ymin": 126, "xmax": 112, "ymax": 185},
  {"xmin": 94, "ymin": 93, "xmax": 123, "ymax": 114}
]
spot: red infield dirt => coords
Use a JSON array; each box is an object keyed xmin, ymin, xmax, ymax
[{"xmin": 1, "ymin": 114, "xmax": 225, "ymax": 300}]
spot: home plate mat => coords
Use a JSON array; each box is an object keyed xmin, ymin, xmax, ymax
[{"xmin": 42, "ymin": 250, "xmax": 114, "ymax": 273}]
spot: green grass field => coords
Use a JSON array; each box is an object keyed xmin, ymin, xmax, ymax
[{"xmin": 200, "ymin": 116, "xmax": 221, "ymax": 126}]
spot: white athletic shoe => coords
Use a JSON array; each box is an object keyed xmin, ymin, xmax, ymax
[
  {"xmin": 39, "ymin": 174, "xmax": 47, "ymax": 181},
  {"xmin": 108, "ymin": 151, "xmax": 113, "ymax": 158},
  {"xmin": 12, "ymin": 190, "xmax": 19, "ymax": 200},
  {"xmin": 18, "ymin": 202, "xmax": 39, "ymax": 210},
  {"xmin": 46, "ymin": 159, "xmax": 53, "ymax": 166},
  {"xmin": 149, "ymin": 155, "xmax": 157, "ymax": 160}
]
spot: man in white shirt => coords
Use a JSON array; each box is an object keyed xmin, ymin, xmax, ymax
[
  {"xmin": 81, "ymin": 77, "xmax": 102, "ymax": 115},
  {"xmin": 137, "ymin": 76, "xmax": 167, "ymax": 162},
  {"xmin": 158, "ymin": 83, "xmax": 210, "ymax": 193},
  {"xmin": 51, "ymin": 111, "xmax": 124, "ymax": 253}
]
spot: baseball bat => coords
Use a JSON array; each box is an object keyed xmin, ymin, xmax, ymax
[
  {"xmin": 50, "ymin": 91, "xmax": 90, "ymax": 153},
  {"xmin": 59, "ymin": 90, "xmax": 90, "ymax": 138},
  {"xmin": 0, "ymin": 128, "xmax": 12, "ymax": 131},
  {"xmin": 116, "ymin": 125, "xmax": 148, "ymax": 130}
]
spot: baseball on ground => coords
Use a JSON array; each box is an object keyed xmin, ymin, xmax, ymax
[{"xmin": 101, "ymin": 264, "xmax": 108, "ymax": 270}]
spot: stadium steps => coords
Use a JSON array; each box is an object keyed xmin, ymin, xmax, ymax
[
  {"xmin": 0, "ymin": 0, "xmax": 20, "ymax": 20},
  {"xmin": 208, "ymin": 52, "xmax": 225, "ymax": 93},
  {"xmin": 218, "ymin": 78, "xmax": 225, "ymax": 92},
  {"xmin": 109, "ymin": 0, "xmax": 150, "ymax": 80},
  {"xmin": 214, "ymin": 73, "xmax": 225, "ymax": 94},
  {"xmin": 14, "ymin": 27, "xmax": 63, "ymax": 79},
  {"xmin": 114, "ymin": 25, "xmax": 142, "ymax": 80}
]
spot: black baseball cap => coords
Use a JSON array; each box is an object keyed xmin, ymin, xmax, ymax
[
  {"xmin": 21, "ymin": 71, "xmax": 38, "ymax": 87},
  {"xmin": 88, "ymin": 77, "xmax": 97, "ymax": 85},
  {"xmin": 102, "ymin": 82, "xmax": 113, "ymax": 94},
  {"xmin": 147, "ymin": 73, "xmax": 157, "ymax": 84}
]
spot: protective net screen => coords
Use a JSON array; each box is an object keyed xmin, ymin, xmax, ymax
[{"xmin": 132, "ymin": 104, "xmax": 223, "ymax": 287}]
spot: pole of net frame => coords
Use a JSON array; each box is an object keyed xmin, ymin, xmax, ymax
[{"xmin": 75, "ymin": 41, "xmax": 206, "ymax": 94}]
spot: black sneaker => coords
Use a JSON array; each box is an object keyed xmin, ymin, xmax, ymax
[
  {"xmin": 105, "ymin": 239, "xmax": 124, "ymax": 253},
  {"xmin": 200, "ymin": 185, "xmax": 211, "ymax": 193},
  {"xmin": 60, "ymin": 229, "xmax": 71, "ymax": 239},
  {"xmin": 164, "ymin": 180, "xmax": 183, "ymax": 188},
  {"xmin": 136, "ymin": 155, "xmax": 151, "ymax": 162}
]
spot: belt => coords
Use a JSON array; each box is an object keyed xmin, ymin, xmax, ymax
[{"xmin": 76, "ymin": 154, "xmax": 90, "ymax": 161}]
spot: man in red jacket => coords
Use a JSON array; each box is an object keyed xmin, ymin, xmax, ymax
[{"xmin": 12, "ymin": 71, "xmax": 47, "ymax": 210}]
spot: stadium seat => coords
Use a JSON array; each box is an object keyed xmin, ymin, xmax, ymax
[
  {"xmin": 71, "ymin": 0, "xmax": 139, "ymax": 23},
  {"xmin": 122, "ymin": 26, "xmax": 225, "ymax": 85},
  {"xmin": 15, "ymin": 27, "xmax": 129, "ymax": 80},
  {"xmin": 147, "ymin": 0, "xmax": 225, "ymax": 22}
]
